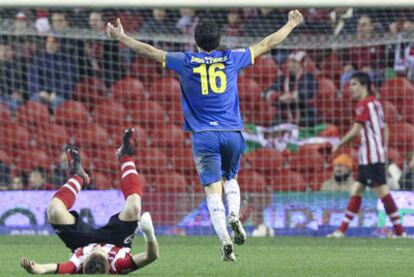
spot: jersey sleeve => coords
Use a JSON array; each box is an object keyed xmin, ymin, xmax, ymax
[
  {"xmin": 114, "ymin": 255, "xmax": 137, "ymax": 274},
  {"xmin": 355, "ymin": 102, "xmax": 370, "ymax": 123},
  {"xmin": 230, "ymin": 48, "xmax": 255, "ymax": 70},
  {"xmin": 164, "ymin": 52, "xmax": 186, "ymax": 74},
  {"xmin": 56, "ymin": 261, "xmax": 78, "ymax": 274}
]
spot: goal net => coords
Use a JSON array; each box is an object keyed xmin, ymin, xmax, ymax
[{"xmin": 0, "ymin": 4, "xmax": 414, "ymax": 237}]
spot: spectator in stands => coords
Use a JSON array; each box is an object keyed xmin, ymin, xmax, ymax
[
  {"xmin": 244, "ymin": 8, "xmax": 286, "ymax": 37},
  {"xmin": 35, "ymin": 10, "xmax": 51, "ymax": 34},
  {"xmin": 321, "ymin": 154, "xmax": 354, "ymax": 192},
  {"xmin": 140, "ymin": 8, "xmax": 179, "ymax": 35},
  {"xmin": 50, "ymin": 11, "xmax": 72, "ymax": 34},
  {"xmin": 264, "ymin": 51, "xmax": 318, "ymax": 126},
  {"xmin": 13, "ymin": 12, "xmax": 34, "ymax": 34},
  {"xmin": 223, "ymin": 9, "xmax": 244, "ymax": 48},
  {"xmin": 0, "ymin": 40, "xmax": 26, "ymax": 111},
  {"xmin": 11, "ymin": 175, "xmax": 25, "ymax": 190},
  {"xmin": 394, "ymin": 39, "xmax": 414, "ymax": 82},
  {"xmin": 329, "ymin": 8, "xmax": 355, "ymax": 37},
  {"xmin": 27, "ymin": 35, "xmax": 77, "ymax": 109},
  {"xmin": 399, "ymin": 152, "xmax": 414, "ymax": 190},
  {"xmin": 89, "ymin": 11, "xmax": 106, "ymax": 33},
  {"xmin": 176, "ymin": 8, "xmax": 199, "ymax": 36},
  {"xmin": 341, "ymin": 15, "xmax": 386, "ymax": 87},
  {"xmin": 77, "ymin": 11, "xmax": 120, "ymax": 86},
  {"xmin": 0, "ymin": 161, "xmax": 11, "ymax": 190},
  {"xmin": 28, "ymin": 167, "xmax": 53, "ymax": 190}
]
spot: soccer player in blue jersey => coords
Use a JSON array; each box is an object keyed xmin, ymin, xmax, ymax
[{"xmin": 107, "ymin": 10, "xmax": 303, "ymax": 261}]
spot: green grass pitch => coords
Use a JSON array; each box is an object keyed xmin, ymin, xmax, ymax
[{"xmin": 2, "ymin": 236, "xmax": 414, "ymax": 276}]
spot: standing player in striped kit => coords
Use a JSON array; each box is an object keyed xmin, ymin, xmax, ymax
[
  {"xmin": 328, "ymin": 72, "xmax": 406, "ymax": 238},
  {"xmin": 20, "ymin": 129, "xmax": 160, "ymax": 274}
]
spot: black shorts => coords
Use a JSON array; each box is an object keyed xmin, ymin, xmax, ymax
[
  {"xmin": 358, "ymin": 163, "xmax": 387, "ymax": 187},
  {"xmin": 51, "ymin": 211, "xmax": 138, "ymax": 252}
]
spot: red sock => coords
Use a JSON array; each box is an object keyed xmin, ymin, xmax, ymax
[
  {"xmin": 338, "ymin": 196, "xmax": 362, "ymax": 233},
  {"xmin": 120, "ymin": 156, "xmax": 142, "ymax": 198},
  {"xmin": 53, "ymin": 176, "xmax": 84, "ymax": 209},
  {"xmin": 381, "ymin": 194, "xmax": 404, "ymax": 236}
]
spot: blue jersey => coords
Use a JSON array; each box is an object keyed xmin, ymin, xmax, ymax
[{"xmin": 164, "ymin": 48, "xmax": 254, "ymax": 132}]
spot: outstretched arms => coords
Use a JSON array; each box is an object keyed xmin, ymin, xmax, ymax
[
  {"xmin": 106, "ymin": 18, "xmax": 166, "ymax": 63},
  {"xmin": 20, "ymin": 257, "xmax": 58, "ymax": 274},
  {"xmin": 251, "ymin": 10, "xmax": 303, "ymax": 59}
]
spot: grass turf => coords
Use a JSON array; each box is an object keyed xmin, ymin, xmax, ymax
[{"xmin": 2, "ymin": 236, "xmax": 414, "ymax": 276}]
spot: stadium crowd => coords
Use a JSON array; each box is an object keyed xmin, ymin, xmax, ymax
[{"xmin": 0, "ymin": 8, "xmax": 414, "ymax": 191}]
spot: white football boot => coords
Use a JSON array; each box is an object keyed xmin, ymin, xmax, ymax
[
  {"xmin": 326, "ymin": 230, "xmax": 345, "ymax": 238},
  {"xmin": 221, "ymin": 239, "xmax": 236, "ymax": 262}
]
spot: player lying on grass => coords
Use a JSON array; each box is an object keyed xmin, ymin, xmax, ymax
[
  {"xmin": 328, "ymin": 72, "xmax": 406, "ymax": 238},
  {"xmin": 106, "ymin": 10, "xmax": 303, "ymax": 262},
  {"xmin": 20, "ymin": 128, "xmax": 159, "ymax": 274}
]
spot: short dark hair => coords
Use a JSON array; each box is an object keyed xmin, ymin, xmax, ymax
[
  {"xmin": 83, "ymin": 253, "xmax": 109, "ymax": 274},
  {"xmin": 351, "ymin": 72, "xmax": 372, "ymax": 94},
  {"xmin": 194, "ymin": 21, "xmax": 220, "ymax": 52}
]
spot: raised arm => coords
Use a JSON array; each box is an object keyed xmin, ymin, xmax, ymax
[
  {"xmin": 20, "ymin": 257, "xmax": 58, "ymax": 274},
  {"xmin": 106, "ymin": 18, "xmax": 166, "ymax": 63},
  {"xmin": 251, "ymin": 10, "xmax": 303, "ymax": 59}
]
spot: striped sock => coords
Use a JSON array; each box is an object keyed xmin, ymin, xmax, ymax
[
  {"xmin": 53, "ymin": 176, "xmax": 84, "ymax": 209},
  {"xmin": 338, "ymin": 195, "xmax": 362, "ymax": 234},
  {"xmin": 381, "ymin": 193, "xmax": 404, "ymax": 236},
  {"xmin": 120, "ymin": 156, "xmax": 142, "ymax": 198}
]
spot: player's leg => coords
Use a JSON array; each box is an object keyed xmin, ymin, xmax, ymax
[
  {"xmin": 192, "ymin": 131, "xmax": 234, "ymax": 261},
  {"xmin": 372, "ymin": 184, "xmax": 405, "ymax": 237},
  {"xmin": 327, "ymin": 181, "xmax": 365, "ymax": 238},
  {"xmin": 221, "ymin": 131, "xmax": 246, "ymax": 245},
  {"xmin": 47, "ymin": 146, "xmax": 90, "ymax": 225},
  {"xmin": 117, "ymin": 128, "xmax": 143, "ymax": 222}
]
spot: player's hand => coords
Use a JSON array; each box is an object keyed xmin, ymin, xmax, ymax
[
  {"xmin": 106, "ymin": 18, "xmax": 125, "ymax": 40},
  {"xmin": 20, "ymin": 257, "xmax": 41, "ymax": 274},
  {"xmin": 332, "ymin": 144, "xmax": 340, "ymax": 154},
  {"xmin": 288, "ymin": 9, "xmax": 303, "ymax": 27}
]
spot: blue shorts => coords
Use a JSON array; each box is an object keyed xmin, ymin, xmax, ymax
[{"xmin": 192, "ymin": 131, "xmax": 246, "ymax": 186}]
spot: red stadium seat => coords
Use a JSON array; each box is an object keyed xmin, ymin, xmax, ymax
[
  {"xmin": 400, "ymin": 99, "xmax": 414, "ymax": 124},
  {"xmin": 320, "ymin": 54, "xmax": 342, "ymax": 87},
  {"xmin": 56, "ymin": 101, "xmax": 90, "ymax": 133},
  {"xmin": 150, "ymin": 171, "xmax": 188, "ymax": 193},
  {"xmin": 0, "ymin": 103, "xmax": 11, "ymax": 124},
  {"xmin": 74, "ymin": 123, "xmax": 110, "ymax": 150},
  {"xmin": 14, "ymin": 149, "xmax": 51, "ymax": 172},
  {"xmin": 149, "ymin": 124, "xmax": 187, "ymax": 149},
  {"xmin": 128, "ymin": 100, "xmax": 167, "ymax": 129},
  {"xmin": 167, "ymin": 101, "xmax": 184, "ymax": 126},
  {"xmin": 130, "ymin": 56, "xmax": 162, "ymax": 88},
  {"xmin": 167, "ymin": 147, "xmax": 195, "ymax": 174},
  {"xmin": 91, "ymin": 146, "xmax": 118, "ymax": 180},
  {"xmin": 288, "ymin": 147, "xmax": 325, "ymax": 173},
  {"xmin": 92, "ymin": 172, "xmax": 112, "ymax": 190},
  {"xmin": 380, "ymin": 100, "xmax": 399, "ymax": 124},
  {"xmin": 245, "ymin": 148, "xmax": 285, "ymax": 173},
  {"xmin": 0, "ymin": 123, "xmax": 30, "ymax": 155},
  {"xmin": 388, "ymin": 123, "xmax": 414, "ymax": 153},
  {"xmin": 93, "ymin": 99, "xmax": 127, "ymax": 134},
  {"xmin": 237, "ymin": 170, "xmax": 268, "ymax": 193},
  {"xmin": 381, "ymin": 77, "xmax": 414, "ymax": 106},
  {"xmin": 116, "ymin": 11, "xmax": 142, "ymax": 33},
  {"xmin": 17, "ymin": 101, "xmax": 51, "ymax": 132},
  {"xmin": 36, "ymin": 123, "xmax": 69, "ymax": 155},
  {"xmin": 387, "ymin": 147, "xmax": 404, "ymax": 168},
  {"xmin": 149, "ymin": 77, "xmax": 181, "ymax": 106},
  {"xmin": 111, "ymin": 77, "xmax": 146, "ymax": 109},
  {"xmin": 135, "ymin": 148, "xmax": 170, "ymax": 173},
  {"xmin": 317, "ymin": 77, "xmax": 337, "ymax": 98},
  {"xmin": 243, "ymin": 56, "xmax": 278, "ymax": 90},
  {"xmin": 270, "ymin": 170, "xmax": 307, "ymax": 191},
  {"xmin": 238, "ymin": 77, "xmax": 262, "ymax": 102},
  {"xmin": 73, "ymin": 77, "xmax": 108, "ymax": 110},
  {"xmin": 0, "ymin": 149, "xmax": 12, "ymax": 166}
]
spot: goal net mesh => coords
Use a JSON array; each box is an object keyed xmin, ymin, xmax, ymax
[{"xmin": 0, "ymin": 7, "xmax": 414, "ymax": 236}]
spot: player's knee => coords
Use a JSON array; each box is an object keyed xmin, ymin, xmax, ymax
[
  {"xmin": 123, "ymin": 202, "xmax": 141, "ymax": 221},
  {"xmin": 47, "ymin": 201, "xmax": 64, "ymax": 222}
]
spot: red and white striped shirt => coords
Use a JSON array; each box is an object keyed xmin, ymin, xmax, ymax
[
  {"xmin": 57, "ymin": 243, "xmax": 136, "ymax": 274},
  {"xmin": 354, "ymin": 95, "xmax": 387, "ymax": 165}
]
